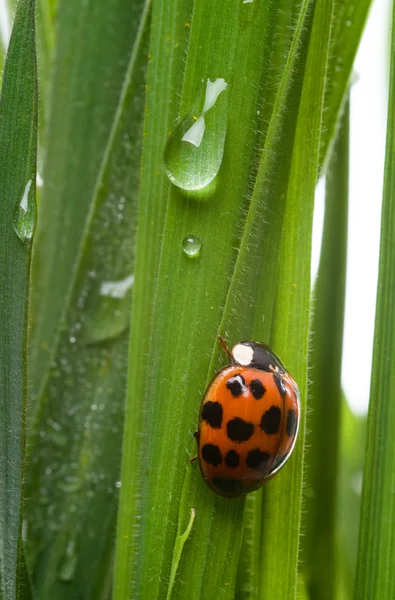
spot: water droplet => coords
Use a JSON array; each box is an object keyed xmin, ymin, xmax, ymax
[
  {"xmin": 346, "ymin": 20, "xmax": 352, "ymax": 27},
  {"xmin": 164, "ymin": 78, "xmax": 228, "ymax": 191},
  {"xmin": 115, "ymin": 481, "xmax": 122, "ymax": 488},
  {"xmin": 99, "ymin": 274, "xmax": 134, "ymax": 299},
  {"xmin": 80, "ymin": 273, "xmax": 134, "ymax": 345},
  {"xmin": 13, "ymin": 179, "xmax": 36, "ymax": 245},
  {"xmin": 58, "ymin": 539, "xmax": 78, "ymax": 582},
  {"xmin": 182, "ymin": 235, "xmax": 202, "ymax": 258}
]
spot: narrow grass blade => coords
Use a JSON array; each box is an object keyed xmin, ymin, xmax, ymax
[
  {"xmin": 112, "ymin": 2, "xmax": 193, "ymax": 595},
  {"xmin": 321, "ymin": 0, "xmax": 371, "ymax": 168},
  {"xmin": 35, "ymin": 0, "xmax": 56, "ymax": 138},
  {"xmin": 0, "ymin": 0, "xmax": 37, "ymax": 598},
  {"xmin": 25, "ymin": 4, "xmax": 150, "ymax": 599},
  {"xmin": 29, "ymin": 0, "xmax": 148, "ymax": 401},
  {"xmin": 355, "ymin": 5, "xmax": 395, "ymax": 598},
  {"xmin": 302, "ymin": 100, "xmax": 349, "ymax": 599},
  {"xmin": 337, "ymin": 399, "xmax": 366, "ymax": 599},
  {"xmin": 257, "ymin": 0, "xmax": 333, "ymax": 596}
]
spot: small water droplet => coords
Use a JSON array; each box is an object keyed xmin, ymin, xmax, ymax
[
  {"xmin": 346, "ymin": 20, "xmax": 352, "ymax": 27},
  {"xmin": 13, "ymin": 179, "xmax": 36, "ymax": 245},
  {"xmin": 58, "ymin": 539, "xmax": 78, "ymax": 582},
  {"xmin": 115, "ymin": 481, "xmax": 122, "ymax": 488},
  {"xmin": 182, "ymin": 235, "xmax": 202, "ymax": 258},
  {"xmin": 164, "ymin": 78, "xmax": 228, "ymax": 191}
]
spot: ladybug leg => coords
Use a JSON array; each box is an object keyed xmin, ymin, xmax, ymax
[
  {"xmin": 190, "ymin": 431, "xmax": 199, "ymax": 462},
  {"xmin": 217, "ymin": 334, "xmax": 232, "ymax": 359}
]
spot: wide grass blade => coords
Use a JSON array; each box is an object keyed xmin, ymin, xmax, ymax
[
  {"xmin": 0, "ymin": 0, "xmax": 37, "ymax": 598},
  {"xmin": 25, "ymin": 3, "xmax": 150, "ymax": 598},
  {"xmin": 29, "ymin": 0, "xmax": 148, "ymax": 402},
  {"xmin": 302, "ymin": 100, "xmax": 349, "ymax": 599},
  {"xmin": 355, "ymin": 4, "xmax": 395, "ymax": 598},
  {"xmin": 114, "ymin": 0, "xmax": 335, "ymax": 598}
]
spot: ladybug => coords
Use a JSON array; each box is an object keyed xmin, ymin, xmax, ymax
[{"xmin": 194, "ymin": 337, "xmax": 300, "ymax": 498}]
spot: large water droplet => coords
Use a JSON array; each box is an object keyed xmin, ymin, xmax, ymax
[
  {"xmin": 58, "ymin": 539, "xmax": 78, "ymax": 582},
  {"xmin": 164, "ymin": 78, "xmax": 228, "ymax": 191},
  {"xmin": 81, "ymin": 273, "xmax": 134, "ymax": 344},
  {"xmin": 13, "ymin": 179, "xmax": 36, "ymax": 245},
  {"xmin": 182, "ymin": 235, "xmax": 202, "ymax": 258}
]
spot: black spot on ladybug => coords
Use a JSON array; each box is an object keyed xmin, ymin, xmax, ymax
[
  {"xmin": 202, "ymin": 444, "xmax": 222, "ymax": 467},
  {"xmin": 286, "ymin": 409, "xmax": 298, "ymax": 437},
  {"xmin": 226, "ymin": 375, "xmax": 245, "ymax": 397},
  {"xmin": 227, "ymin": 417, "xmax": 254, "ymax": 442},
  {"xmin": 250, "ymin": 379, "xmax": 266, "ymax": 399},
  {"xmin": 246, "ymin": 449, "xmax": 271, "ymax": 469},
  {"xmin": 225, "ymin": 449, "xmax": 240, "ymax": 468},
  {"xmin": 260, "ymin": 406, "xmax": 282, "ymax": 435},
  {"xmin": 201, "ymin": 401, "xmax": 223, "ymax": 428},
  {"xmin": 212, "ymin": 478, "xmax": 244, "ymax": 494},
  {"xmin": 273, "ymin": 373, "xmax": 287, "ymax": 399}
]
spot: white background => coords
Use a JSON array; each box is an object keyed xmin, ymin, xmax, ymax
[{"xmin": 0, "ymin": 1, "xmax": 391, "ymax": 414}]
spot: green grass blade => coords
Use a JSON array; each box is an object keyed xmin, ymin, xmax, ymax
[
  {"xmin": 355, "ymin": 4, "xmax": 395, "ymax": 598},
  {"xmin": 337, "ymin": 400, "xmax": 366, "ymax": 599},
  {"xmin": 114, "ymin": 0, "xmax": 332, "ymax": 598},
  {"xmin": 257, "ymin": 0, "xmax": 333, "ymax": 596},
  {"xmin": 302, "ymin": 100, "xmax": 349, "ymax": 599},
  {"xmin": 320, "ymin": 0, "xmax": 372, "ymax": 169},
  {"xmin": 320, "ymin": 0, "xmax": 371, "ymax": 168},
  {"xmin": 235, "ymin": 1, "xmax": 372, "ymax": 594},
  {"xmin": 0, "ymin": 0, "xmax": 37, "ymax": 598},
  {"xmin": 25, "ymin": 4, "xmax": 150, "ymax": 598},
  {"xmin": 35, "ymin": 0, "xmax": 56, "ymax": 136},
  {"xmin": 112, "ymin": 1, "xmax": 193, "ymax": 594},
  {"xmin": 29, "ymin": 0, "xmax": 148, "ymax": 401}
]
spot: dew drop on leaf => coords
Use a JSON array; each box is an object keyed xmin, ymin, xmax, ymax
[
  {"xmin": 13, "ymin": 179, "xmax": 36, "ymax": 245},
  {"xmin": 182, "ymin": 235, "xmax": 202, "ymax": 258},
  {"xmin": 58, "ymin": 539, "xmax": 78, "ymax": 582},
  {"xmin": 164, "ymin": 78, "xmax": 228, "ymax": 191}
]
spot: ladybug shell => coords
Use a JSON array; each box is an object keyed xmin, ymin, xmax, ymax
[{"xmin": 197, "ymin": 365, "xmax": 300, "ymax": 498}]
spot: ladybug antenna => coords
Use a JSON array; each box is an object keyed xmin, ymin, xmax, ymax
[{"xmin": 217, "ymin": 334, "xmax": 232, "ymax": 359}]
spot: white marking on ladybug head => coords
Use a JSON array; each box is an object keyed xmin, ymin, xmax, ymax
[{"xmin": 232, "ymin": 343, "xmax": 254, "ymax": 366}]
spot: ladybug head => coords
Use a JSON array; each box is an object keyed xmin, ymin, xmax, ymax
[{"xmin": 231, "ymin": 341, "xmax": 287, "ymax": 373}]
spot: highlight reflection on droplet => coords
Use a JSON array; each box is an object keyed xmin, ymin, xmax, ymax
[
  {"xmin": 13, "ymin": 178, "xmax": 36, "ymax": 245},
  {"xmin": 164, "ymin": 78, "xmax": 228, "ymax": 191}
]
